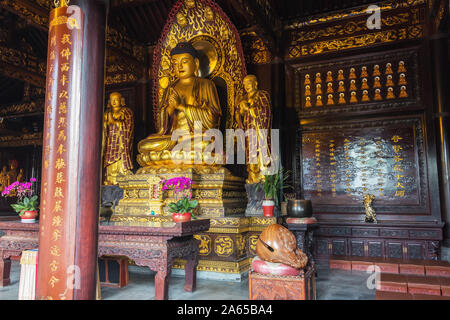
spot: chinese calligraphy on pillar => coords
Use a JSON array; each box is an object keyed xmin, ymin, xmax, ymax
[{"xmin": 37, "ymin": 4, "xmax": 84, "ymax": 300}]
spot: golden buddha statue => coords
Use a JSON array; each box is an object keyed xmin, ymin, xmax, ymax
[
  {"xmin": 137, "ymin": 42, "xmax": 222, "ymax": 166},
  {"xmin": 0, "ymin": 165, "xmax": 8, "ymax": 192},
  {"xmin": 236, "ymin": 75, "xmax": 272, "ymax": 184},
  {"xmin": 17, "ymin": 169, "xmax": 24, "ymax": 182},
  {"xmin": 103, "ymin": 92, "xmax": 134, "ymax": 185},
  {"xmin": 7, "ymin": 160, "xmax": 18, "ymax": 186}
]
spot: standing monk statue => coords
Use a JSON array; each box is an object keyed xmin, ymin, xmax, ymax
[
  {"xmin": 103, "ymin": 92, "xmax": 134, "ymax": 185},
  {"xmin": 137, "ymin": 42, "xmax": 222, "ymax": 166},
  {"xmin": 236, "ymin": 75, "xmax": 272, "ymax": 184}
]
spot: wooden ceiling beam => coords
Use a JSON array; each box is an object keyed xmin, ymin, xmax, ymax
[{"xmin": 228, "ymin": 0, "xmax": 282, "ymax": 54}]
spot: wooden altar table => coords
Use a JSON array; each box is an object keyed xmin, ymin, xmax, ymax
[{"xmin": 0, "ymin": 219, "xmax": 210, "ymax": 300}]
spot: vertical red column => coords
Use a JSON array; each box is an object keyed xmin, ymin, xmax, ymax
[{"xmin": 36, "ymin": 0, "xmax": 107, "ymax": 300}]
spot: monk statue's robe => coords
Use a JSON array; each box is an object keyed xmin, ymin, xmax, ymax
[{"xmin": 103, "ymin": 102, "xmax": 134, "ymax": 185}]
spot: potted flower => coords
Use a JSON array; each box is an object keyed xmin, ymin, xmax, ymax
[
  {"xmin": 161, "ymin": 177, "xmax": 198, "ymax": 223},
  {"xmin": 258, "ymin": 169, "xmax": 290, "ymax": 217},
  {"xmin": 1, "ymin": 178, "xmax": 39, "ymax": 223}
]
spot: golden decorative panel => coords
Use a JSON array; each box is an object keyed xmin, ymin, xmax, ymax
[
  {"xmin": 286, "ymin": 1, "xmax": 426, "ymax": 60},
  {"xmin": 194, "ymin": 234, "xmax": 212, "ymax": 256},
  {"xmin": 214, "ymin": 236, "xmax": 234, "ymax": 257}
]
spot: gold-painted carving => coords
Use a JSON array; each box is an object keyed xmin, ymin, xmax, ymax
[
  {"xmin": 194, "ymin": 234, "xmax": 212, "ymax": 255},
  {"xmin": 214, "ymin": 236, "xmax": 234, "ymax": 257}
]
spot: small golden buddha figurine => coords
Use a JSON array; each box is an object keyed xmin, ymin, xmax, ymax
[
  {"xmin": 304, "ymin": 74, "xmax": 311, "ymax": 85},
  {"xmin": 373, "ymin": 76, "xmax": 382, "ymax": 88},
  {"xmin": 373, "ymin": 64, "xmax": 381, "ymax": 77},
  {"xmin": 316, "ymin": 95, "xmax": 323, "ymax": 106},
  {"xmin": 399, "ymin": 86, "xmax": 408, "ymax": 98},
  {"xmin": 361, "ymin": 78, "xmax": 369, "ymax": 90},
  {"xmin": 362, "ymin": 90, "xmax": 370, "ymax": 102},
  {"xmin": 305, "ymin": 96, "xmax": 312, "ymax": 107},
  {"xmin": 305, "ymin": 85, "xmax": 311, "ymax": 96},
  {"xmin": 350, "ymin": 91, "xmax": 358, "ymax": 103},
  {"xmin": 327, "ymin": 94, "xmax": 334, "ymax": 106},
  {"xmin": 338, "ymin": 81, "xmax": 345, "ymax": 93},
  {"xmin": 176, "ymin": 13, "xmax": 188, "ymax": 27},
  {"xmin": 398, "ymin": 73, "xmax": 407, "ymax": 85},
  {"xmin": 326, "ymin": 71, "xmax": 333, "ymax": 82},
  {"xmin": 398, "ymin": 61, "xmax": 407, "ymax": 73},
  {"xmin": 315, "ymin": 83, "xmax": 322, "ymax": 95},
  {"xmin": 103, "ymin": 92, "xmax": 134, "ymax": 185},
  {"xmin": 137, "ymin": 42, "xmax": 222, "ymax": 166},
  {"xmin": 0, "ymin": 165, "xmax": 8, "ymax": 192},
  {"xmin": 374, "ymin": 88, "xmax": 383, "ymax": 100},
  {"xmin": 337, "ymin": 69, "xmax": 345, "ymax": 81},
  {"xmin": 326, "ymin": 82, "xmax": 334, "ymax": 94},
  {"xmin": 338, "ymin": 92, "xmax": 346, "ymax": 104},
  {"xmin": 205, "ymin": 6, "xmax": 215, "ymax": 21},
  {"xmin": 7, "ymin": 160, "xmax": 18, "ymax": 186},
  {"xmin": 386, "ymin": 87, "xmax": 395, "ymax": 99},
  {"xmin": 349, "ymin": 79, "xmax": 357, "ymax": 91},
  {"xmin": 315, "ymin": 73, "xmax": 322, "ymax": 84},
  {"xmin": 386, "ymin": 74, "xmax": 394, "ymax": 87},
  {"xmin": 385, "ymin": 63, "xmax": 393, "ymax": 75},
  {"xmin": 363, "ymin": 194, "xmax": 377, "ymax": 223},
  {"xmin": 17, "ymin": 169, "xmax": 24, "ymax": 182},
  {"xmin": 349, "ymin": 67, "xmax": 357, "ymax": 79},
  {"xmin": 185, "ymin": 0, "xmax": 195, "ymax": 8},
  {"xmin": 236, "ymin": 75, "xmax": 272, "ymax": 184},
  {"xmin": 361, "ymin": 66, "xmax": 368, "ymax": 78}
]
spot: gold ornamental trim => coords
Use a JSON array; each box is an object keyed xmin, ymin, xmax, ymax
[{"xmin": 173, "ymin": 258, "xmax": 251, "ymax": 274}]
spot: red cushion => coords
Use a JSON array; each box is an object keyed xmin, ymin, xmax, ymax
[{"xmin": 252, "ymin": 256, "xmax": 301, "ymax": 276}]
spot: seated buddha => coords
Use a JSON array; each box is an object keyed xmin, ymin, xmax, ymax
[{"xmin": 137, "ymin": 42, "xmax": 222, "ymax": 166}]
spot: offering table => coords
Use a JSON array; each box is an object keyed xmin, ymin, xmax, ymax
[{"xmin": 0, "ymin": 219, "xmax": 210, "ymax": 300}]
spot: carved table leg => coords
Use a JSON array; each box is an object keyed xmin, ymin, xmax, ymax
[
  {"xmin": 154, "ymin": 266, "xmax": 172, "ymax": 300},
  {"xmin": 0, "ymin": 258, "xmax": 11, "ymax": 287},
  {"xmin": 184, "ymin": 255, "xmax": 198, "ymax": 292}
]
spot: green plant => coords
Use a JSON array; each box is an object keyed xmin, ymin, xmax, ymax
[
  {"xmin": 258, "ymin": 168, "xmax": 291, "ymax": 206},
  {"xmin": 10, "ymin": 195, "xmax": 39, "ymax": 216},
  {"xmin": 168, "ymin": 197, "xmax": 198, "ymax": 215}
]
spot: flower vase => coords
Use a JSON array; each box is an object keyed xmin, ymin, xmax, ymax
[
  {"xmin": 21, "ymin": 210, "xmax": 38, "ymax": 223},
  {"xmin": 172, "ymin": 212, "xmax": 192, "ymax": 223},
  {"xmin": 262, "ymin": 200, "xmax": 275, "ymax": 217}
]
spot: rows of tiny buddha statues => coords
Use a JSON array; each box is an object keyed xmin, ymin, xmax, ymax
[
  {"xmin": 0, "ymin": 160, "xmax": 25, "ymax": 193},
  {"xmin": 303, "ymin": 61, "xmax": 408, "ymax": 107},
  {"xmin": 102, "ymin": 42, "xmax": 272, "ymax": 187}
]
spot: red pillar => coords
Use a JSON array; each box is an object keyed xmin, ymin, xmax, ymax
[{"xmin": 36, "ymin": 0, "xmax": 108, "ymax": 300}]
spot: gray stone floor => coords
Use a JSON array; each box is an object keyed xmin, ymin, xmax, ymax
[{"xmin": 0, "ymin": 261, "xmax": 375, "ymax": 300}]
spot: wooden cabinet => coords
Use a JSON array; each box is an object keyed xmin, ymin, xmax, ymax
[{"xmin": 314, "ymin": 221, "xmax": 444, "ymax": 262}]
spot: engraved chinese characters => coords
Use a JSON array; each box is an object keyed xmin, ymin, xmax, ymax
[
  {"xmin": 38, "ymin": 5, "xmax": 84, "ymax": 300},
  {"xmin": 301, "ymin": 119, "xmax": 423, "ymax": 208},
  {"xmin": 103, "ymin": 92, "xmax": 134, "ymax": 185}
]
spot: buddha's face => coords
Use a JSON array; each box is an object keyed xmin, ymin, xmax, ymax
[
  {"xmin": 110, "ymin": 93, "xmax": 122, "ymax": 109},
  {"xmin": 172, "ymin": 53, "xmax": 198, "ymax": 80},
  {"xmin": 243, "ymin": 76, "xmax": 258, "ymax": 94}
]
